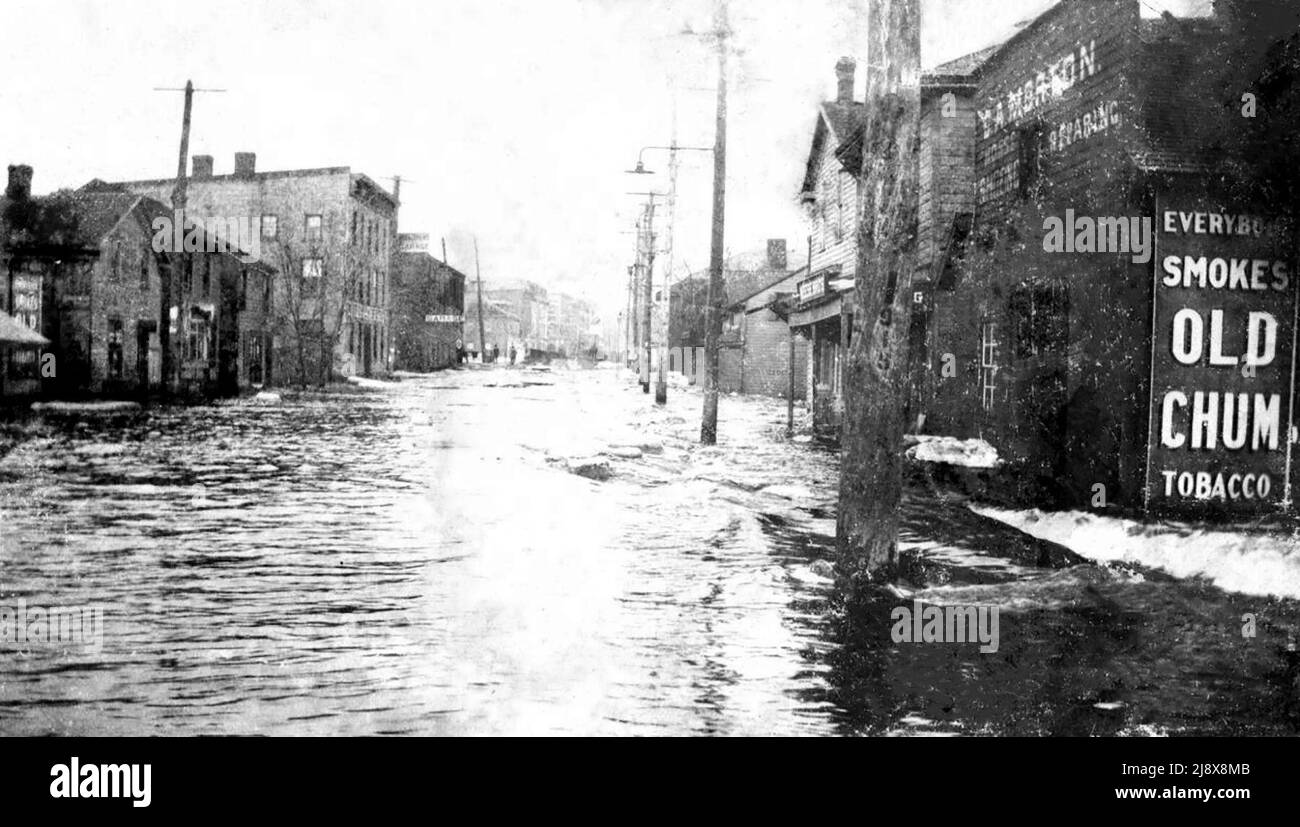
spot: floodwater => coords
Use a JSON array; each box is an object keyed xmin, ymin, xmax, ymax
[{"xmin": 1, "ymin": 365, "xmax": 1298, "ymax": 736}]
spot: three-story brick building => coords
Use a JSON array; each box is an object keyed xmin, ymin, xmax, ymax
[{"xmin": 107, "ymin": 153, "xmax": 399, "ymax": 385}]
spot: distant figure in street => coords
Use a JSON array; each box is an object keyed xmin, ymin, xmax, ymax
[
  {"xmin": 455, "ymin": 339, "xmax": 465, "ymax": 364},
  {"xmin": 509, "ymin": 345, "xmax": 517, "ymax": 365}
]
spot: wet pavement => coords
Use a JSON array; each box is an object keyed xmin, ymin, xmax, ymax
[{"xmin": 1, "ymin": 364, "xmax": 1299, "ymax": 735}]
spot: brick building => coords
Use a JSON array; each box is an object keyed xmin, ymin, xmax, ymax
[
  {"xmin": 550, "ymin": 292, "xmax": 596, "ymax": 357},
  {"xmin": 462, "ymin": 296, "xmax": 521, "ymax": 360},
  {"xmin": 669, "ymin": 240, "xmax": 805, "ymax": 383},
  {"xmin": 104, "ymin": 153, "xmax": 399, "ymax": 384},
  {"xmin": 717, "ymin": 263, "xmax": 808, "ymax": 399},
  {"xmin": 392, "ymin": 233, "xmax": 465, "ymax": 371},
  {"xmin": 3, "ymin": 164, "xmax": 272, "ymax": 399},
  {"xmin": 905, "ymin": 0, "xmax": 1300, "ymax": 512},
  {"xmin": 483, "ymin": 280, "xmax": 551, "ymax": 357}
]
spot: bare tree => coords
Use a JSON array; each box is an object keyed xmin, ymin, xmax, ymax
[{"xmin": 266, "ymin": 217, "xmax": 372, "ymax": 388}]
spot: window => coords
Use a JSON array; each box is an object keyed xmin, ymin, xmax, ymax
[
  {"xmin": 261, "ymin": 214, "xmax": 278, "ymax": 240},
  {"xmin": 1010, "ymin": 283, "xmax": 1068, "ymax": 358},
  {"xmin": 305, "ymin": 214, "xmax": 323, "ymax": 243},
  {"xmin": 980, "ymin": 322, "xmax": 999, "ymax": 411},
  {"xmin": 351, "ymin": 211, "xmax": 358, "ymax": 246},
  {"xmin": 302, "ymin": 258, "xmax": 323, "ymax": 280},
  {"xmin": 186, "ymin": 313, "xmax": 211, "ymax": 363},
  {"xmin": 246, "ymin": 333, "xmax": 264, "ymax": 385},
  {"xmin": 9, "ymin": 273, "xmax": 41, "ymax": 379},
  {"xmin": 1017, "ymin": 121, "xmax": 1044, "ymax": 199},
  {"xmin": 182, "ymin": 256, "xmax": 193, "ymax": 294},
  {"xmin": 834, "ymin": 175, "xmax": 845, "ymax": 243},
  {"xmin": 107, "ymin": 318, "xmax": 124, "ymax": 380}
]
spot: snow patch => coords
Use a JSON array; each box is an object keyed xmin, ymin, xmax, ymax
[
  {"xmin": 971, "ymin": 505, "xmax": 1300, "ymax": 600},
  {"xmin": 906, "ymin": 435, "xmax": 1000, "ymax": 468}
]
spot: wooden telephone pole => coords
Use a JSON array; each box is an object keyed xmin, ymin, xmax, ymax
[
  {"xmin": 473, "ymin": 237, "xmax": 487, "ymax": 362},
  {"xmin": 836, "ymin": 0, "xmax": 923, "ymax": 589},
  {"xmin": 700, "ymin": 0, "xmax": 729, "ymax": 444},
  {"xmin": 155, "ymin": 80, "xmax": 223, "ymax": 393},
  {"xmin": 641, "ymin": 195, "xmax": 657, "ymax": 394}
]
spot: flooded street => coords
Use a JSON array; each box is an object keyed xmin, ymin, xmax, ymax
[
  {"xmin": 3, "ymin": 365, "xmax": 1300, "ymax": 736},
  {"xmin": 0, "ymin": 366, "xmax": 842, "ymax": 735}
]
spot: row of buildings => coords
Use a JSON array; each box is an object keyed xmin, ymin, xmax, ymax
[
  {"xmin": 464, "ymin": 279, "xmax": 600, "ymax": 361},
  {"xmin": 669, "ymin": 0, "xmax": 1300, "ymax": 514},
  {"xmin": 1, "ymin": 152, "xmax": 471, "ymax": 399}
]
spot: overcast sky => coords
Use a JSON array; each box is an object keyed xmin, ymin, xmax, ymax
[{"xmin": 1, "ymin": 0, "xmax": 1210, "ymax": 319}]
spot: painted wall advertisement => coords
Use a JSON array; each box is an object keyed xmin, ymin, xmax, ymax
[{"xmin": 1146, "ymin": 195, "xmax": 1297, "ymax": 512}]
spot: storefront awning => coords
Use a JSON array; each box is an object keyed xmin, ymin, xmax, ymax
[
  {"xmin": 0, "ymin": 312, "xmax": 48, "ymax": 348},
  {"xmin": 790, "ymin": 292, "xmax": 851, "ymax": 328}
]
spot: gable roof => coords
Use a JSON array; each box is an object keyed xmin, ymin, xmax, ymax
[
  {"xmin": 1, "ymin": 190, "xmax": 144, "ymax": 250},
  {"xmin": 799, "ymin": 100, "xmax": 867, "ymax": 195},
  {"xmin": 726, "ymin": 265, "xmax": 809, "ymax": 310}
]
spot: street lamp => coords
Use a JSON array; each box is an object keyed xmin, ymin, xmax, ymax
[
  {"xmin": 624, "ymin": 143, "xmax": 713, "ymax": 404},
  {"xmin": 625, "ymin": 144, "xmax": 712, "ymax": 177}
]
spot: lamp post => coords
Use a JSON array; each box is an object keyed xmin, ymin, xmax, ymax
[{"xmin": 627, "ymin": 142, "xmax": 712, "ymax": 404}]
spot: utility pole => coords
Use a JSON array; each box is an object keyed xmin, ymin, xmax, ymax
[
  {"xmin": 655, "ymin": 104, "xmax": 680, "ymax": 405},
  {"xmin": 836, "ymin": 0, "xmax": 923, "ymax": 591},
  {"xmin": 154, "ymin": 80, "xmax": 223, "ymax": 394},
  {"xmin": 642, "ymin": 195, "xmax": 657, "ymax": 394},
  {"xmin": 700, "ymin": 0, "xmax": 729, "ymax": 444},
  {"xmin": 473, "ymin": 236, "xmax": 487, "ymax": 363},
  {"xmin": 625, "ymin": 262, "xmax": 635, "ymax": 365},
  {"xmin": 627, "ymin": 192, "xmax": 661, "ymax": 391}
]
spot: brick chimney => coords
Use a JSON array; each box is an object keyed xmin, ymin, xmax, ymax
[
  {"xmin": 192, "ymin": 154, "xmax": 214, "ymax": 178},
  {"xmin": 234, "ymin": 152, "xmax": 257, "ymax": 177},
  {"xmin": 835, "ymin": 57, "xmax": 856, "ymax": 104},
  {"xmin": 767, "ymin": 239, "xmax": 788, "ymax": 271},
  {"xmin": 6, "ymin": 164, "xmax": 32, "ymax": 200}
]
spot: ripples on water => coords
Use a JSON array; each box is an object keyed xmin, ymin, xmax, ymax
[
  {"xmin": 0, "ymin": 369, "xmax": 842, "ymax": 735},
  {"xmin": 4, "ymin": 367, "xmax": 1299, "ymax": 736}
]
